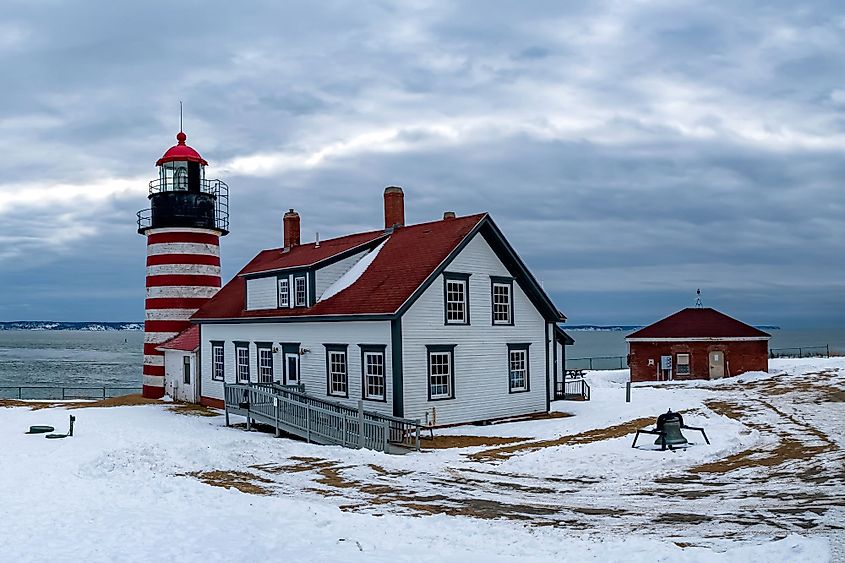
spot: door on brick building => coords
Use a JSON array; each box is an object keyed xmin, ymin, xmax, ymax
[{"xmin": 709, "ymin": 351, "xmax": 725, "ymax": 379}]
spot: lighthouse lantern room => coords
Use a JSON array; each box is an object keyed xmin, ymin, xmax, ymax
[{"xmin": 137, "ymin": 131, "xmax": 230, "ymax": 399}]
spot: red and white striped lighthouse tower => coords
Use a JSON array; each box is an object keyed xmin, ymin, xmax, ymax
[{"xmin": 137, "ymin": 130, "xmax": 230, "ymax": 398}]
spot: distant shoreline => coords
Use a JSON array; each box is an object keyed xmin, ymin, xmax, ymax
[
  {"xmin": 0, "ymin": 321, "xmax": 142, "ymax": 331},
  {"xmin": 564, "ymin": 324, "xmax": 781, "ymax": 332}
]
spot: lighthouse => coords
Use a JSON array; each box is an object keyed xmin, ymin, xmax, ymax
[{"xmin": 137, "ymin": 130, "xmax": 229, "ymax": 399}]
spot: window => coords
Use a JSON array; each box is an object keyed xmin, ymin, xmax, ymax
[
  {"xmin": 676, "ymin": 353, "xmax": 690, "ymax": 375},
  {"xmin": 211, "ymin": 342, "xmax": 224, "ymax": 381},
  {"xmin": 508, "ymin": 344, "xmax": 530, "ymax": 392},
  {"xmin": 183, "ymin": 356, "xmax": 191, "ymax": 385},
  {"xmin": 491, "ymin": 277, "xmax": 513, "ymax": 325},
  {"xmin": 443, "ymin": 273, "xmax": 470, "ymax": 324},
  {"xmin": 361, "ymin": 345, "xmax": 387, "ymax": 401},
  {"xmin": 173, "ymin": 166, "xmax": 189, "ymax": 190},
  {"xmin": 278, "ymin": 277, "xmax": 290, "ymax": 308},
  {"xmin": 294, "ymin": 275, "xmax": 307, "ymax": 307},
  {"xmin": 258, "ymin": 345, "xmax": 274, "ymax": 383},
  {"xmin": 236, "ymin": 343, "xmax": 250, "ymax": 383},
  {"xmin": 427, "ymin": 345, "xmax": 456, "ymax": 400},
  {"xmin": 325, "ymin": 345, "xmax": 348, "ymax": 397}
]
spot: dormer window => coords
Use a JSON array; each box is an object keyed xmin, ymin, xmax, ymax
[
  {"xmin": 443, "ymin": 272, "xmax": 470, "ymax": 325},
  {"xmin": 278, "ymin": 277, "xmax": 290, "ymax": 308},
  {"xmin": 294, "ymin": 275, "xmax": 307, "ymax": 307}
]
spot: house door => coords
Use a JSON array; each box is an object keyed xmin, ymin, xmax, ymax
[
  {"xmin": 709, "ymin": 351, "xmax": 725, "ymax": 379},
  {"xmin": 285, "ymin": 353, "xmax": 299, "ymax": 386},
  {"xmin": 179, "ymin": 355, "xmax": 195, "ymax": 402}
]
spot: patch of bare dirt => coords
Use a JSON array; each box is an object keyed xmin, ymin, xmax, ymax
[
  {"xmin": 470, "ymin": 416, "xmax": 657, "ymax": 462},
  {"xmin": 421, "ymin": 435, "xmax": 529, "ymax": 450},
  {"xmin": 167, "ymin": 402, "xmax": 221, "ymax": 417},
  {"xmin": 67, "ymin": 395, "xmax": 160, "ymax": 408},
  {"xmin": 180, "ymin": 470, "xmax": 275, "ymax": 495}
]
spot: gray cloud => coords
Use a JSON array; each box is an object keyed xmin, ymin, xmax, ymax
[{"xmin": 1, "ymin": 0, "xmax": 843, "ymax": 327}]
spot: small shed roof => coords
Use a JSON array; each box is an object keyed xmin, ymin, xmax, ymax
[
  {"xmin": 626, "ymin": 308, "xmax": 771, "ymax": 341},
  {"xmin": 157, "ymin": 325, "xmax": 199, "ymax": 352}
]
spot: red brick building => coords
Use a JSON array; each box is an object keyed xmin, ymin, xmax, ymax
[{"xmin": 626, "ymin": 308, "xmax": 771, "ymax": 382}]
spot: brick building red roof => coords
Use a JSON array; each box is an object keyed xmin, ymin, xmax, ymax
[
  {"xmin": 157, "ymin": 325, "xmax": 200, "ymax": 351},
  {"xmin": 192, "ymin": 214, "xmax": 489, "ymax": 320},
  {"xmin": 626, "ymin": 308, "xmax": 771, "ymax": 340}
]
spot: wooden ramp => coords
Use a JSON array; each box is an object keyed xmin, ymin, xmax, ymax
[{"xmin": 223, "ymin": 383, "xmax": 421, "ymax": 454}]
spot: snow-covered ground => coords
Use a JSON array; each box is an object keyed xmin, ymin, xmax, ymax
[{"xmin": 2, "ymin": 358, "xmax": 842, "ymax": 562}]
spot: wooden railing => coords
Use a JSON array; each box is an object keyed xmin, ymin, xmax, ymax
[
  {"xmin": 223, "ymin": 383, "xmax": 421, "ymax": 453},
  {"xmin": 554, "ymin": 377, "xmax": 591, "ymax": 401}
]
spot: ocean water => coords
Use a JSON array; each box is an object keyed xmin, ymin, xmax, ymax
[
  {"xmin": 0, "ymin": 331, "xmax": 143, "ymax": 387},
  {"xmin": 0, "ymin": 328, "xmax": 843, "ymax": 387}
]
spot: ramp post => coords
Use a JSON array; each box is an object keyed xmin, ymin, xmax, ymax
[{"xmin": 358, "ymin": 400, "xmax": 365, "ymax": 449}]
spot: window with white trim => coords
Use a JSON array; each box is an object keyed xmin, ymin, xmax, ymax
[
  {"xmin": 428, "ymin": 346, "xmax": 455, "ymax": 400},
  {"xmin": 363, "ymin": 351, "xmax": 385, "ymax": 400},
  {"xmin": 212, "ymin": 343, "xmax": 224, "ymax": 381},
  {"xmin": 444, "ymin": 276, "xmax": 468, "ymax": 324},
  {"xmin": 326, "ymin": 347, "xmax": 348, "ymax": 397},
  {"xmin": 294, "ymin": 275, "xmax": 307, "ymax": 307},
  {"xmin": 278, "ymin": 277, "xmax": 290, "ymax": 308},
  {"xmin": 676, "ymin": 353, "xmax": 690, "ymax": 375},
  {"xmin": 508, "ymin": 346, "xmax": 529, "ymax": 392},
  {"xmin": 236, "ymin": 345, "xmax": 250, "ymax": 383},
  {"xmin": 258, "ymin": 347, "xmax": 274, "ymax": 383},
  {"xmin": 492, "ymin": 282, "xmax": 512, "ymax": 324}
]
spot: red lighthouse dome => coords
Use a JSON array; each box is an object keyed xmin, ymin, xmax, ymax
[{"xmin": 156, "ymin": 131, "xmax": 209, "ymax": 166}]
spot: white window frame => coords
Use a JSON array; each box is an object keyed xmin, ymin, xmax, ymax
[
  {"xmin": 676, "ymin": 353, "xmax": 691, "ymax": 375},
  {"xmin": 211, "ymin": 344, "xmax": 224, "ymax": 381},
  {"xmin": 445, "ymin": 278, "xmax": 468, "ymax": 324},
  {"xmin": 294, "ymin": 275, "xmax": 307, "ymax": 307},
  {"xmin": 236, "ymin": 345, "xmax": 250, "ymax": 383},
  {"xmin": 508, "ymin": 348, "xmax": 528, "ymax": 392},
  {"xmin": 428, "ymin": 348, "xmax": 454, "ymax": 400},
  {"xmin": 492, "ymin": 282, "xmax": 512, "ymax": 324},
  {"xmin": 278, "ymin": 277, "xmax": 290, "ymax": 308},
  {"xmin": 327, "ymin": 349, "xmax": 348, "ymax": 397},
  {"xmin": 258, "ymin": 347, "xmax": 274, "ymax": 383},
  {"xmin": 363, "ymin": 351, "xmax": 386, "ymax": 401}
]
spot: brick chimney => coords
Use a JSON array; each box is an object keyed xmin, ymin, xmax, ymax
[
  {"xmin": 283, "ymin": 208, "xmax": 300, "ymax": 249},
  {"xmin": 383, "ymin": 186, "xmax": 405, "ymax": 229}
]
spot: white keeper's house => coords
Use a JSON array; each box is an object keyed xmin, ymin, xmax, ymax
[{"xmin": 158, "ymin": 183, "xmax": 572, "ymax": 426}]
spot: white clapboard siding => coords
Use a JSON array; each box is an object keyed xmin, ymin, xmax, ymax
[
  {"xmin": 200, "ymin": 321, "xmax": 394, "ymax": 417},
  {"xmin": 401, "ymin": 233, "xmax": 548, "ymax": 426},
  {"xmin": 246, "ymin": 277, "xmax": 278, "ymax": 310},
  {"xmin": 315, "ymin": 250, "xmax": 369, "ymax": 299}
]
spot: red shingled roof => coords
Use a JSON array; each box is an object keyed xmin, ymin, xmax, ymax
[
  {"xmin": 626, "ymin": 308, "xmax": 771, "ymax": 340},
  {"xmin": 157, "ymin": 325, "xmax": 200, "ymax": 351},
  {"xmin": 192, "ymin": 214, "xmax": 487, "ymax": 320}
]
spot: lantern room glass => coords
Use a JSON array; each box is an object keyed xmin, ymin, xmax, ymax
[{"xmin": 158, "ymin": 160, "xmax": 205, "ymax": 192}]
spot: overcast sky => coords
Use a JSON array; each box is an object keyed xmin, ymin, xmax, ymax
[{"xmin": 1, "ymin": 1, "xmax": 843, "ymax": 328}]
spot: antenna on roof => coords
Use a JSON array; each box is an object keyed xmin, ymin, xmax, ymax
[
  {"xmin": 179, "ymin": 101, "xmax": 183, "ymax": 132},
  {"xmin": 695, "ymin": 288, "xmax": 703, "ymax": 308}
]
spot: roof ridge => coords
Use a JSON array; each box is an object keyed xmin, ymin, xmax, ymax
[{"xmin": 253, "ymin": 212, "xmax": 489, "ymax": 255}]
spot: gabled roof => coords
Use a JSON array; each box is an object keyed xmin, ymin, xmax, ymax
[
  {"xmin": 157, "ymin": 325, "xmax": 200, "ymax": 351},
  {"xmin": 626, "ymin": 308, "xmax": 771, "ymax": 340},
  {"xmin": 192, "ymin": 213, "xmax": 565, "ymax": 322}
]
